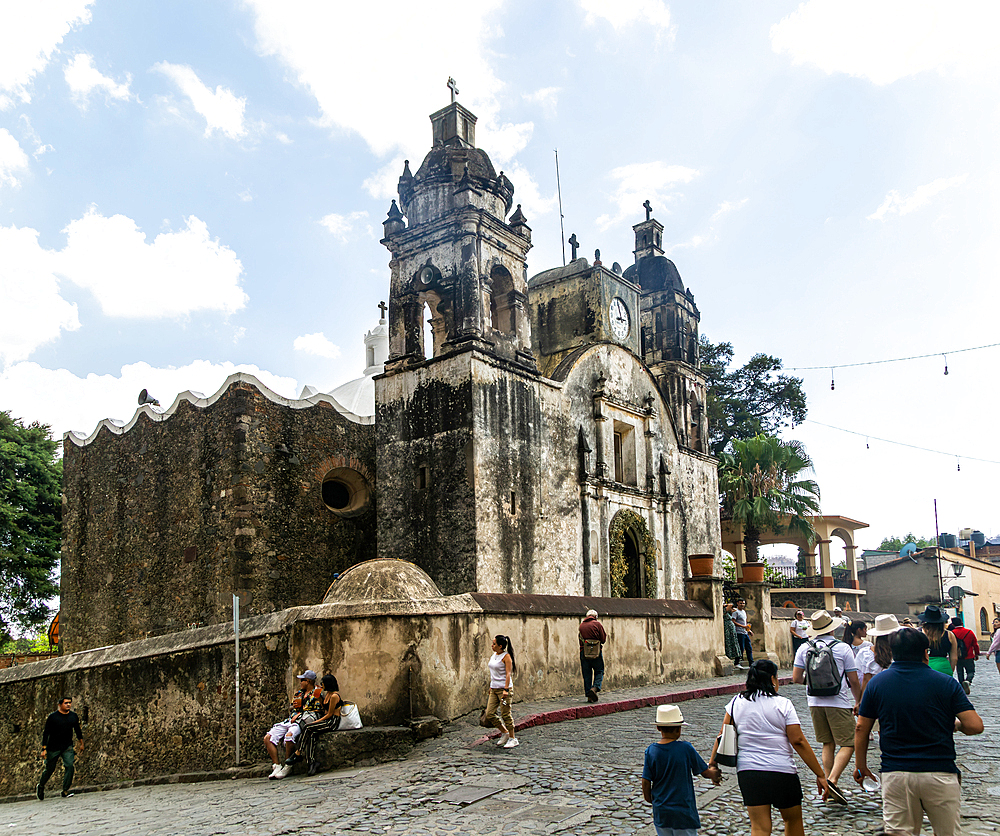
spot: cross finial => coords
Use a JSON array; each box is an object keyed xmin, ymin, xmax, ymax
[
  {"xmin": 568, "ymin": 233, "xmax": 579, "ymax": 260},
  {"xmin": 447, "ymin": 77, "xmax": 459, "ymax": 103},
  {"xmin": 643, "ymin": 199, "xmax": 652, "ymax": 221},
  {"xmin": 378, "ymin": 300, "xmax": 387, "ymax": 320}
]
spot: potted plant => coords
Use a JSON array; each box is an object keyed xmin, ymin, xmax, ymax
[
  {"xmin": 687, "ymin": 553, "xmax": 715, "ymax": 577},
  {"xmin": 741, "ymin": 561, "xmax": 766, "ymax": 583}
]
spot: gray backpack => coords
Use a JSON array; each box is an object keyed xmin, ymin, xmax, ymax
[{"xmin": 804, "ymin": 638, "xmax": 844, "ymax": 696}]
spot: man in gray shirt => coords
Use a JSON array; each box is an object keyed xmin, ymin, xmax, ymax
[{"xmin": 732, "ymin": 599, "xmax": 753, "ymax": 668}]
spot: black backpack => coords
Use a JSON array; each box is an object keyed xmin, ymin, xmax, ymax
[{"xmin": 804, "ymin": 637, "xmax": 844, "ymax": 697}]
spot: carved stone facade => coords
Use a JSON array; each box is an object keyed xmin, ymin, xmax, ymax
[{"xmin": 60, "ymin": 99, "xmax": 721, "ymax": 650}]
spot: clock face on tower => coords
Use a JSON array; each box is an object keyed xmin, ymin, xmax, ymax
[{"xmin": 609, "ymin": 297, "xmax": 630, "ymax": 341}]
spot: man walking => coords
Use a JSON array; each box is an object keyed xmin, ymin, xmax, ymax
[
  {"xmin": 950, "ymin": 616, "xmax": 980, "ymax": 694},
  {"xmin": 732, "ymin": 599, "xmax": 753, "ymax": 668},
  {"xmin": 579, "ymin": 609, "xmax": 607, "ymax": 703},
  {"xmin": 792, "ymin": 610, "xmax": 861, "ymax": 803},
  {"xmin": 856, "ymin": 627, "xmax": 982, "ymax": 836},
  {"xmin": 36, "ymin": 697, "xmax": 84, "ymax": 800}
]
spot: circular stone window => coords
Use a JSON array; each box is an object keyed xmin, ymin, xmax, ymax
[{"xmin": 321, "ymin": 467, "xmax": 371, "ymax": 518}]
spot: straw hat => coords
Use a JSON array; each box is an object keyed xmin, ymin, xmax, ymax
[
  {"xmin": 806, "ymin": 610, "xmax": 840, "ymax": 637},
  {"xmin": 868, "ymin": 614, "xmax": 902, "ymax": 637},
  {"xmin": 653, "ymin": 704, "xmax": 687, "ymax": 726}
]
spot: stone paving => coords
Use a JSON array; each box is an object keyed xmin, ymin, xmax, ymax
[{"xmin": 8, "ymin": 665, "xmax": 1000, "ymax": 836}]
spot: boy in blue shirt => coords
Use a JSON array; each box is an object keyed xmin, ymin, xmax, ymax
[{"xmin": 642, "ymin": 704, "xmax": 722, "ymax": 836}]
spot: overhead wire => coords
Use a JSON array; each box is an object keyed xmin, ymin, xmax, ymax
[{"xmin": 785, "ymin": 341, "xmax": 1000, "ymax": 371}]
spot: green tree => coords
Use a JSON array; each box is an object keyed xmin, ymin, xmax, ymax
[
  {"xmin": 700, "ymin": 336, "xmax": 807, "ymax": 457},
  {"xmin": 719, "ymin": 434, "xmax": 821, "ymax": 564},
  {"xmin": 877, "ymin": 533, "xmax": 936, "ymax": 552},
  {"xmin": 0, "ymin": 412, "xmax": 61, "ymax": 642}
]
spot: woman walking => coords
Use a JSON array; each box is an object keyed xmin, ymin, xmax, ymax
[
  {"xmin": 709, "ymin": 659, "xmax": 829, "ymax": 836},
  {"xmin": 919, "ymin": 605, "xmax": 958, "ymax": 674},
  {"xmin": 843, "ymin": 620, "xmax": 871, "ymax": 657},
  {"xmin": 987, "ymin": 617, "xmax": 1000, "ymax": 674},
  {"xmin": 485, "ymin": 635, "xmax": 519, "ymax": 749},
  {"xmin": 789, "ymin": 611, "xmax": 809, "ymax": 657},
  {"xmin": 857, "ymin": 614, "xmax": 899, "ymax": 692}
]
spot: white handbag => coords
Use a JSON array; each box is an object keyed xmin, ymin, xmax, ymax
[{"xmin": 715, "ymin": 701, "xmax": 738, "ymax": 767}]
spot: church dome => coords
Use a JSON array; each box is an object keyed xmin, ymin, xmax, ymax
[
  {"xmin": 322, "ymin": 558, "xmax": 443, "ymax": 604},
  {"xmin": 327, "ymin": 308, "xmax": 388, "ymax": 419},
  {"xmin": 622, "ymin": 255, "xmax": 685, "ymax": 294}
]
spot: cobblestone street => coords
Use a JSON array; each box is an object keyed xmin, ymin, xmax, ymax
[{"xmin": 8, "ymin": 666, "xmax": 1000, "ymax": 836}]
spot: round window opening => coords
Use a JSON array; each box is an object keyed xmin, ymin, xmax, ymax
[{"xmin": 321, "ymin": 467, "xmax": 371, "ymax": 518}]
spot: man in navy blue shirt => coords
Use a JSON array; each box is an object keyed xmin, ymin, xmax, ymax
[{"xmin": 855, "ymin": 627, "xmax": 982, "ymax": 836}]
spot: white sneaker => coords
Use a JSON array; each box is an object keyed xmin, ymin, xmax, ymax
[
  {"xmin": 268, "ymin": 763, "xmax": 281, "ymax": 779},
  {"xmin": 274, "ymin": 764, "xmax": 292, "ymax": 779},
  {"xmin": 503, "ymin": 738, "xmax": 519, "ymax": 749},
  {"xmin": 496, "ymin": 733, "xmax": 510, "ymax": 746}
]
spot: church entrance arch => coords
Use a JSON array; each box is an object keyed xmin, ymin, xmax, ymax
[{"xmin": 609, "ymin": 509, "xmax": 656, "ymax": 598}]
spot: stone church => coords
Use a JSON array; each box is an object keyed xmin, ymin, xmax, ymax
[{"xmin": 60, "ymin": 98, "xmax": 720, "ymax": 652}]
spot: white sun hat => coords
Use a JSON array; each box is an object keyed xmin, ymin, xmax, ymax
[
  {"xmin": 653, "ymin": 704, "xmax": 687, "ymax": 726},
  {"xmin": 868, "ymin": 614, "xmax": 902, "ymax": 637}
]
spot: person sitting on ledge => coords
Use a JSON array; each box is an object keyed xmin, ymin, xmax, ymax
[
  {"xmin": 286, "ymin": 674, "xmax": 363, "ymax": 775},
  {"xmin": 265, "ymin": 670, "xmax": 323, "ymax": 780}
]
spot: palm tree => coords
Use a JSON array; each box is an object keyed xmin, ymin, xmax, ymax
[{"xmin": 718, "ymin": 433, "xmax": 821, "ymax": 563}]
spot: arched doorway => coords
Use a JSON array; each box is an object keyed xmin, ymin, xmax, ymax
[{"xmin": 609, "ymin": 509, "xmax": 656, "ymax": 598}]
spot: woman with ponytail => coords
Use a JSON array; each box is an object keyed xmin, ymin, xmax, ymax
[
  {"xmin": 709, "ymin": 659, "xmax": 829, "ymax": 836},
  {"xmin": 484, "ymin": 634, "xmax": 519, "ymax": 748}
]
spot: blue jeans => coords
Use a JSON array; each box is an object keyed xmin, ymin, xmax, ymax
[
  {"xmin": 40, "ymin": 747, "xmax": 75, "ymax": 793},
  {"xmin": 581, "ymin": 652, "xmax": 605, "ymax": 693},
  {"xmin": 737, "ymin": 632, "xmax": 753, "ymax": 664}
]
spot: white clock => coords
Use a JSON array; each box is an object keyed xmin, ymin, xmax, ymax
[{"xmin": 609, "ymin": 297, "xmax": 630, "ymax": 341}]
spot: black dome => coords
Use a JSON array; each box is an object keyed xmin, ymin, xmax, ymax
[{"xmin": 622, "ymin": 255, "xmax": 684, "ymax": 294}]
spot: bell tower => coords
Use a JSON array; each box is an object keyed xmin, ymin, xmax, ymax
[
  {"xmin": 375, "ymin": 89, "xmax": 542, "ymax": 596},
  {"xmin": 623, "ymin": 203, "xmax": 710, "ymax": 455}
]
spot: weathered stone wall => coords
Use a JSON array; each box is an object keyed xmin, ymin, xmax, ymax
[
  {"xmin": 61, "ymin": 377, "xmax": 377, "ymax": 652},
  {"xmin": 0, "ymin": 594, "xmax": 722, "ymax": 797}
]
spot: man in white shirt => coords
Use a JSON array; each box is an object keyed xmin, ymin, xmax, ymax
[
  {"xmin": 792, "ymin": 610, "xmax": 862, "ymax": 803},
  {"xmin": 731, "ymin": 599, "xmax": 753, "ymax": 668}
]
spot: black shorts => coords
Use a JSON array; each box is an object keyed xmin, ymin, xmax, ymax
[{"xmin": 737, "ymin": 770, "xmax": 803, "ymax": 809}]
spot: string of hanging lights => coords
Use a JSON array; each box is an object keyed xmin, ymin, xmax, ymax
[
  {"xmin": 803, "ymin": 420, "xmax": 1000, "ymax": 466},
  {"xmin": 786, "ymin": 341, "xmax": 1000, "ymax": 373}
]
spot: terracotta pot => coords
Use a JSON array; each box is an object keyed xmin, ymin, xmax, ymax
[
  {"xmin": 688, "ymin": 553, "xmax": 715, "ymax": 577},
  {"xmin": 742, "ymin": 562, "xmax": 765, "ymax": 583}
]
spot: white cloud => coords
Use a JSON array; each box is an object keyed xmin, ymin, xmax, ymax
[
  {"xmin": 55, "ymin": 208, "xmax": 247, "ymax": 317},
  {"xmin": 668, "ymin": 198, "xmax": 749, "ymax": 253},
  {"xmin": 245, "ymin": 0, "xmax": 507, "ymax": 159},
  {"xmin": 0, "ymin": 224, "xmax": 80, "ymax": 366},
  {"xmin": 153, "ymin": 62, "xmax": 247, "ymax": 139},
  {"xmin": 363, "ymin": 156, "xmax": 406, "ymax": 200},
  {"xmin": 0, "ymin": 129, "xmax": 29, "ymax": 188},
  {"xmin": 319, "ymin": 210, "xmax": 369, "ymax": 243},
  {"xmin": 0, "ymin": 360, "xmax": 299, "ymax": 441},
  {"xmin": 18, "ymin": 115, "xmax": 54, "ymax": 158},
  {"xmin": 64, "ymin": 53, "xmax": 131, "ymax": 105},
  {"xmin": 579, "ymin": 0, "xmax": 674, "ymax": 36},
  {"xmin": 478, "ymin": 120, "xmax": 533, "ymax": 164},
  {"xmin": 771, "ymin": 0, "xmax": 999, "ymax": 85},
  {"xmin": 595, "ymin": 161, "xmax": 699, "ymax": 231},
  {"xmin": 867, "ymin": 175, "xmax": 967, "ymax": 221},
  {"xmin": 0, "ymin": 1, "xmax": 93, "ymax": 109},
  {"xmin": 710, "ymin": 198, "xmax": 749, "ymax": 223},
  {"xmin": 523, "ymin": 86, "xmax": 561, "ymax": 115},
  {"xmin": 503, "ymin": 161, "xmax": 558, "ymax": 219},
  {"xmin": 275, "ymin": 131, "xmax": 292, "ymax": 145},
  {"xmin": 294, "ymin": 332, "xmax": 341, "ymax": 359}
]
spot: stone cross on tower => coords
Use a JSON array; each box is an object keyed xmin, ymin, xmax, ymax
[
  {"xmin": 568, "ymin": 233, "xmax": 579, "ymax": 260},
  {"xmin": 447, "ymin": 77, "xmax": 459, "ymax": 103},
  {"xmin": 643, "ymin": 200, "xmax": 652, "ymax": 221},
  {"xmin": 378, "ymin": 300, "xmax": 387, "ymax": 319}
]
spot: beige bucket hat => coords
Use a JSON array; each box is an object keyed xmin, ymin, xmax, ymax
[
  {"xmin": 653, "ymin": 704, "xmax": 687, "ymax": 726},
  {"xmin": 806, "ymin": 610, "xmax": 840, "ymax": 637},
  {"xmin": 868, "ymin": 614, "xmax": 902, "ymax": 637}
]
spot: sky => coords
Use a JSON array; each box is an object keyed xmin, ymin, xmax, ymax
[{"xmin": 1, "ymin": 0, "xmax": 999, "ymax": 557}]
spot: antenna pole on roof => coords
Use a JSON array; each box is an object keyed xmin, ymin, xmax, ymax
[{"xmin": 555, "ymin": 149, "xmax": 566, "ymax": 266}]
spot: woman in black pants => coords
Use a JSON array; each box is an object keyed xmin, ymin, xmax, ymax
[{"xmin": 290, "ymin": 675, "xmax": 352, "ymax": 775}]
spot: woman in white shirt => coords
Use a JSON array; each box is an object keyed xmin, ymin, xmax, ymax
[
  {"xmin": 789, "ymin": 611, "xmax": 809, "ymax": 656},
  {"xmin": 709, "ymin": 659, "xmax": 828, "ymax": 836},
  {"xmin": 857, "ymin": 614, "xmax": 901, "ymax": 691},
  {"xmin": 843, "ymin": 620, "xmax": 871, "ymax": 657},
  {"xmin": 484, "ymin": 634, "xmax": 519, "ymax": 748}
]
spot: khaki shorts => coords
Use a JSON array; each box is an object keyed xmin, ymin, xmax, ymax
[
  {"xmin": 882, "ymin": 772, "xmax": 961, "ymax": 836},
  {"xmin": 809, "ymin": 706, "xmax": 855, "ymax": 746}
]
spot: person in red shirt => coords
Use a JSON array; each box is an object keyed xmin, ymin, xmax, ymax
[
  {"xmin": 950, "ymin": 616, "xmax": 980, "ymax": 694},
  {"xmin": 579, "ymin": 609, "xmax": 608, "ymax": 702}
]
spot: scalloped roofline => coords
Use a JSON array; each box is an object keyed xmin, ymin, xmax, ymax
[{"xmin": 63, "ymin": 371, "xmax": 372, "ymax": 448}]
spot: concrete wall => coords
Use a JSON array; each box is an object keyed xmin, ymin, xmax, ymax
[
  {"xmin": 0, "ymin": 593, "xmax": 722, "ymax": 797},
  {"xmin": 61, "ymin": 376, "xmax": 377, "ymax": 652}
]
